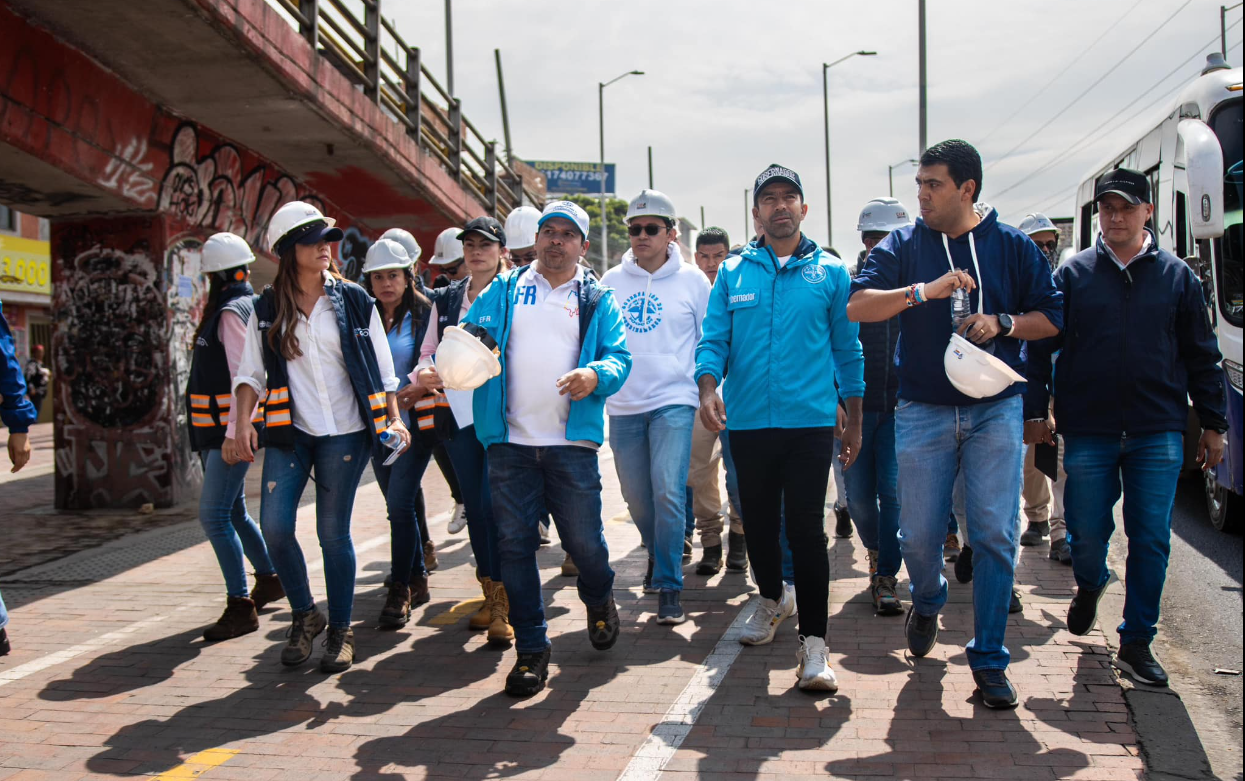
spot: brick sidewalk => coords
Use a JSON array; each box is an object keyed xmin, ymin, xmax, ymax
[{"xmin": 0, "ymin": 448, "xmax": 1145, "ymax": 781}]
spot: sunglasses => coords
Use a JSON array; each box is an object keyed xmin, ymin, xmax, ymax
[
  {"xmin": 441, "ymin": 261, "xmax": 465, "ymax": 273},
  {"xmin": 1034, "ymin": 240, "xmax": 1058, "ymax": 252},
  {"xmin": 628, "ymin": 224, "xmax": 666, "ymax": 237}
]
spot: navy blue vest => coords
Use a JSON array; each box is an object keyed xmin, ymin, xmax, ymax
[{"xmin": 186, "ymin": 283, "xmax": 262, "ymax": 452}]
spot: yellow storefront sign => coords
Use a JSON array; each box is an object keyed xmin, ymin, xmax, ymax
[{"xmin": 0, "ymin": 234, "xmax": 52, "ymax": 295}]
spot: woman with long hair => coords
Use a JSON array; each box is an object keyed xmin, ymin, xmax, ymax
[
  {"xmin": 188, "ymin": 232, "xmax": 283, "ymax": 642},
  {"xmin": 225, "ymin": 202, "xmax": 409, "ymax": 674},
  {"xmin": 414, "ymin": 216, "xmax": 510, "ymax": 645}
]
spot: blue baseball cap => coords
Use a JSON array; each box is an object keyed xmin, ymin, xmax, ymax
[{"xmin": 538, "ymin": 200, "xmax": 590, "ymax": 239}]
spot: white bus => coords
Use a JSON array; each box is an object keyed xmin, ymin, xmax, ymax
[{"xmin": 1072, "ymin": 54, "xmax": 1243, "ymax": 532}]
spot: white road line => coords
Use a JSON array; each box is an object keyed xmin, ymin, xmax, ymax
[{"xmin": 616, "ymin": 600, "xmax": 758, "ymax": 781}]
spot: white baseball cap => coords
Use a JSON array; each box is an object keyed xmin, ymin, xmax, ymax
[{"xmin": 538, "ymin": 200, "xmax": 590, "ymax": 239}]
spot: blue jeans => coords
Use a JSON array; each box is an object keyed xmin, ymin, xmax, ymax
[
  {"xmin": 199, "ymin": 449, "xmax": 276, "ymax": 598},
  {"xmin": 488, "ymin": 443, "xmax": 615, "ymax": 653},
  {"xmin": 371, "ymin": 438, "xmax": 433, "ymax": 584},
  {"xmin": 610, "ymin": 405, "xmax": 696, "ymax": 592},
  {"xmin": 260, "ymin": 429, "xmax": 371, "ymax": 629},
  {"xmin": 446, "ymin": 425, "xmax": 500, "ymax": 581},
  {"xmin": 720, "ymin": 429, "xmax": 794, "ymax": 584},
  {"xmin": 1063, "ymin": 432, "xmax": 1182, "ymax": 646},
  {"xmin": 844, "ymin": 412, "xmax": 901, "ymax": 579},
  {"xmin": 895, "ymin": 396, "xmax": 1024, "ymax": 671}
]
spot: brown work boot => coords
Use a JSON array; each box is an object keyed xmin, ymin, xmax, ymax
[
  {"xmin": 281, "ymin": 608, "xmax": 327, "ymax": 666},
  {"xmin": 561, "ymin": 552, "xmax": 579, "ymax": 577},
  {"xmin": 203, "ymin": 596, "xmax": 259, "ymax": 642},
  {"xmin": 378, "ymin": 582, "xmax": 412, "ymax": 629},
  {"xmin": 250, "ymin": 573, "xmax": 285, "ymax": 611},
  {"xmin": 410, "ymin": 573, "xmax": 431, "ymax": 607},
  {"xmin": 424, "ymin": 540, "xmax": 440, "ymax": 573},
  {"xmin": 943, "ymin": 533, "xmax": 961, "ymax": 563},
  {"xmin": 488, "ymin": 581, "xmax": 515, "ymax": 646},
  {"xmin": 865, "ymin": 548, "xmax": 879, "ymax": 578},
  {"xmin": 469, "ymin": 576, "xmax": 494, "ymax": 630},
  {"xmin": 319, "ymin": 626, "xmax": 355, "ymax": 673}
]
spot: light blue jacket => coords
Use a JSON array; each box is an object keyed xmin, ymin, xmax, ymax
[
  {"xmin": 467, "ymin": 265, "xmax": 632, "ymax": 449},
  {"xmin": 694, "ymin": 235, "xmax": 864, "ymax": 431}
]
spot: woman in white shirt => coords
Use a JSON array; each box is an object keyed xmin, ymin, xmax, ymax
[{"xmin": 225, "ymin": 202, "xmax": 409, "ymax": 674}]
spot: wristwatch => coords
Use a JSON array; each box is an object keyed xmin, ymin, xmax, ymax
[{"xmin": 997, "ymin": 313, "xmax": 1015, "ymax": 337}]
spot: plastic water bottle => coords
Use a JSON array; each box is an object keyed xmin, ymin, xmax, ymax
[
  {"xmin": 951, "ymin": 285, "xmax": 972, "ymax": 334},
  {"xmin": 379, "ymin": 428, "xmax": 406, "ymax": 466}
]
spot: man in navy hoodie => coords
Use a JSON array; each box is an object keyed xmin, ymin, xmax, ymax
[
  {"xmin": 1, "ymin": 299, "xmax": 37, "ymax": 656},
  {"xmin": 1025, "ymin": 168, "xmax": 1226, "ymax": 687},
  {"xmin": 848, "ymin": 140, "xmax": 1062, "ymax": 709}
]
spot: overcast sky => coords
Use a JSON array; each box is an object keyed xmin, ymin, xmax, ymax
[{"xmin": 387, "ymin": 0, "xmax": 1242, "ymax": 259}]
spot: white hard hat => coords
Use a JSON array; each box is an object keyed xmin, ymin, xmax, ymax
[
  {"xmin": 201, "ymin": 232, "xmax": 256, "ymax": 274},
  {"xmin": 857, "ymin": 198, "xmax": 913, "ymax": 233},
  {"xmin": 944, "ymin": 333, "xmax": 1027, "ymax": 399},
  {"xmin": 379, "ymin": 228, "xmax": 422, "ymax": 265},
  {"xmin": 434, "ymin": 324, "xmax": 501, "ymax": 391},
  {"xmin": 1018, "ymin": 213, "xmax": 1059, "ymax": 237},
  {"xmin": 504, "ymin": 206, "xmax": 542, "ymax": 250},
  {"xmin": 267, "ymin": 201, "xmax": 341, "ymax": 253},
  {"xmin": 430, "ymin": 227, "xmax": 464, "ymax": 265},
  {"xmin": 626, "ymin": 189, "xmax": 677, "ymax": 224},
  {"xmin": 361, "ymin": 238, "xmax": 413, "ymax": 275}
]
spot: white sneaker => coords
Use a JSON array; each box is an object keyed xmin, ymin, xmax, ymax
[
  {"xmin": 796, "ymin": 635, "xmax": 839, "ymax": 692},
  {"xmin": 447, "ymin": 503, "xmax": 468, "ymax": 534},
  {"xmin": 784, "ymin": 582, "xmax": 798, "ymax": 617},
  {"xmin": 739, "ymin": 587, "xmax": 796, "ymax": 646}
]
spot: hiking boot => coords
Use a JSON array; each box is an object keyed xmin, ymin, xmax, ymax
[
  {"xmin": 203, "ymin": 596, "xmax": 259, "ymax": 642},
  {"xmin": 643, "ymin": 556, "xmax": 658, "ymax": 593},
  {"xmin": 1113, "ymin": 641, "xmax": 1169, "ymax": 687},
  {"xmin": 281, "ymin": 608, "xmax": 327, "ymax": 666},
  {"xmin": 1049, "ymin": 537, "xmax": 1072, "ymax": 565},
  {"xmin": 865, "ymin": 548, "xmax": 879, "ymax": 578},
  {"xmin": 696, "ymin": 544, "xmax": 722, "ymax": 576},
  {"xmin": 319, "ymin": 626, "xmax": 355, "ymax": 673},
  {"xmin": 973, "ymin": 668, "xmax": 1019, "ymax": 708},
  {"xmin": 1067, "ymin": 583, "xmax": 1107, "ymax": 636},
  {"xmin": 0, "ymin": 627, "xmax": 9, "ymax": 656},
  {"xmin": 505, "ymin": 644, "xmax": 552, "ymax": 697},
  {"xmin": 585, "ymin": 594, "xmax": 620, "ymax": 650},
  {"xmin": 872, "ymin": 575, "xmax": 903, "ymax": 616},
  {"xmin": 378, "ymin": 582, "xmax": 412, "ymax": 629},
  {"xmin": 538, "ymin": 520, "xmax": 552, "ymax": 545},
  {"xmin": 1009, "ymin": 588, "xmax": 1023, "ymax": 614},
  {"xmin": 447, "ymin": 502, "xmax": 468, "ymax": 534},
  {"xmin": 423, "ymin": 540, "xmax": 439, "ymax": 572},
  {"xmin": 560, "ymin": 552, "xmax": 579, "ymax": 578},
  {"xmin": 739, "ymin": 586, "xmax": 796, "ymax": 646},
  {"xmin": 1020, "ymin": 521, "xmax": 1050, "ymax": 546},
  {"xmin": 656, "ymin": 589, "xmax": 687, "ymax": 625},
  {"xmin": 725, "ymin": 532, "xmax": 748, "ymax": 571},
  {"xmin": 683, "ymin": 534, "xmax": 693, "ymax": 563},
  {"xmin": 796, "ymin": 635, "xmax": 838, "ymax": 692},
  {"xmin": 904, "ymin": 607, "xmax": 938, "ymax": 657},
  {"xmin": 954, "ymin": 544, "xmax": 974, "ymax": 584},
  {"xmin": 943, "ymin": 533, "xmax": 961, "ymax": 563},
  {"xmin": 410, "ymin": 573, "xmax": 430, "ymax": 607},
  {"xmin": 488, "ymin": 582, "xmax": 515, "ymax": 646},
  {"xmin": 470, "ymin": 577, "xmax": 494, "ymax": 630},
  {"xmin": 250, "ymin": 573, "xmax": 285, "ymax": 611},
  {"xmin": 833, "ymin": 506, "xmax": 852, "ymax": 538}
]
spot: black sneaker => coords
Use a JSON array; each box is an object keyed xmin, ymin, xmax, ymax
[
  {"xmin": 1049, "ymin": 538, "xmax": 1072, "ymax": 565},
  {"xmin": 505, "ymin": 644, "xmax": 552, "ymax": 697},
  {"xmin": 725, "ymin": 532, "xmax": 748, "ymax": 571},
  {"xmin": 683, "ymin": 534, "xmax": 693, "ymax": 564},
  {"xmin": 833, "ymin": 507, "xmax": 853, "ymax": 538},
  {"xmin": 585, "ymin": 594, "xmax": 620, "ymax": 650},
  {"xmin": 1009, "ymin": 588, "xmax": 1023, "ymax": 614},
  {"xmin": 696, "ymin": 544, "xmax": 722, "ymax": 576},
  {"xmin": 954, "ymin": 544, "xmax": 974, "ymax": 584},
  {"xmin": 904, "ymin": 607, "xmax": 939, "ymax": 657},
  {"xmin": 0, "ymin": 627, "xmax": 10, "ymax": 656},
  {"xmin": 972, "ymin": 668, "xmax": 1019, "ymax": 709},
  {"xmin": 1019, "ymin": 521, "xmax": 1050, "ymax": 546},
  {"xmin": 1067, "ymin": 583, "xmax": 1106, "ymax": 636},
  {"xmin": 1113, "ymin": 641, "xmax": 1169, "ymax": 687}
]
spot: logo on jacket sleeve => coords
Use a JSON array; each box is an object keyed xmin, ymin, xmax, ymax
[
  {"xmin": 802, "ymin": 265, "xmax": 828, "ymax": 284},
  {"xmin": 621, "ymin": 291, "xmax": 663, "ymax": 333}
]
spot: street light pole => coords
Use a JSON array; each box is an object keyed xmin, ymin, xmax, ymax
[
  {"xmin": 918, "ymin": 0, "xmax": 927, "ymax": 154},
  {"xmin": 888, "ymin": 158, "xmax": 919, "ymax": 198},
  {"xmin": 598, "ymin": 70, "xmax": 644, "ymax": 272},
  {"xmin": 823, "ymin": 50, "xmax": 877, "ymax": 249}
]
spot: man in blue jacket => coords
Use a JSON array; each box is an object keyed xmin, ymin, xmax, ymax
[
  {"xmin": 1, "ymin": 299, "xmax": 38, "ymax": 656},
  {"xmin": 466, "ymin": 200, "xmax": 632, "ymax": 698},
  {"xmin": 696, "ymin": 164, "xmax": 864, "ymax": 692},
  {"xmin": 1025, "ymin": 168, "xmax": 1226, "ymax": 687},
  {"xmin": 848, "ymin": 140, "xmax": 1062, "ymax": 709}
]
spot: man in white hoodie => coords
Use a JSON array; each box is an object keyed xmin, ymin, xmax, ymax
[{"xmin": 601, "ymin": 189, "xmax": 710, "ymax": 625}]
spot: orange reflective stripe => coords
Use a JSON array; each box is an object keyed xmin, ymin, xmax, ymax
[
  {"xmin": 373, "ymin": 416, "xmax": 388, "ymax": 433},
  {"xmin": 418, "ymin": 417, "xmax": 435, "ymax": 430},
  {"xmin": 251, "ymin": 405, "xmax": 265, "ymax": 423},
  {"xmin": 369, "ymin": 392, "xmax": 387, "ymax": 411},
  {"xmin": 214, "ymin": 394, "xmax": 233, "ymax": 408},
  {"xmin": 191, "ymin": 413, "xmax": 216, "ymax": 428},
  {"xmin": 267, "ymin": 409, "xmax": 292, "ymax": 426},
  {"xmin": 190, "ymin": 394, "xmax": 211, "ymax": 409},
  {"xmin": 267, "ymin": 387, "xmax": 290, "ymax": 404}
]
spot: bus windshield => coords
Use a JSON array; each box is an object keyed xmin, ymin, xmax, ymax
[{"xmin": 1211, "ymin": 97, "xmax": 1242, "ymax": 326}]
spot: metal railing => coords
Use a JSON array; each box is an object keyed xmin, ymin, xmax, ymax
[{"xmin": 265, "ymin": 0, "xmax": 540, "ymax": 217}]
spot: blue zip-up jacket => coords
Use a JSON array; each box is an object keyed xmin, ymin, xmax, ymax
[
  {"xmin": 1, "ymin": 301, "xmax": 37, "ymax": 434},
  {"xmin": 851, "ymin": 205, "xmax": 1063, "ymax": 407},
  {"xmin": 466, "ymin": 265, "xmax": 632, "ymax": 449},
  {"xmin": 694, "ymin": 234, "xmax": 864, "ymax": 431},
  {"xmin": 1024, "ymin": 231, "xmax": 1227, "ymax": 436}
]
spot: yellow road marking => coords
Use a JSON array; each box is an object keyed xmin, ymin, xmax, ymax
[
  {"xmin": 426, "ymin": 598, "xmax": 485, "ymax": 626},
  {"xmin": 152, "ymin": 748, "xmax": 239, "ymax": 779}
]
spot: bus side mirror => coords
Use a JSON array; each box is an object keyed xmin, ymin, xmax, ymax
[{"xmin": 1178, "ymin": 119, "xmax": 1225, "ymax": 240}]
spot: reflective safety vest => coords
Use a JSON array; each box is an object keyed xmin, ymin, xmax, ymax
[{"xmin": 186, "ymin": 284, "xmax": 265, "ymax": 452}]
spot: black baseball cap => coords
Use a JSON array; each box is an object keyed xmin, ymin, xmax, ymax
[
  {"xmin": 457, "ymin": 216, "xmax": 507, "ymax": 246},
  {"xmin": 753, "ymin": 164, "xmax": 804, "ymax": 204},
  {"xmin": 1095, "ymin": 168, "xmax": 1150, "ymax": 205}
]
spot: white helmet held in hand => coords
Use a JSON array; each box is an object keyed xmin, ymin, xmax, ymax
[
  {"xmin": 435, "ymin": 323, "xmax": 501, "ymax": 391},
  {"xmin": 504, "ymin": 206, "xmax": 542, "ymax": 250},
  {"xmin": 201, "ymin": 232, "xmax": 256, "ymax": 274},
  {"xmin": 430, "ymin": 227, "xmax": 464, "ymax": 265},
  {"xmin": 361, "ymin": 238, "xmax": 413, "ymax": 275},
  {"xmin": 1018, "ymin": 213, "xmax": 1058, "ymax": 236},
  {"xmin": 379, "ymin": 228, "xmax": 422, "ymax": 265},
  {"xmin": 857, "ymin": 198, "xmax": 913, "ymax": 233},
  {"xmin": 267, "ymin": 201, "xmax": 341, "ymax": 253},
  {"xmin": 944, "ymin": 333, "xmax": 1027, "ymax": 399},
  {"xmin": 626, "ymin": 189, "xmax": 677, "ymax": 224}
]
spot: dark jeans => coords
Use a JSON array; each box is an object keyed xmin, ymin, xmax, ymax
[
  {"xmin": 371, "ymin": 438, "xmax": 433, "ymax": 584},
  {"xmin": 488, "ymin": 443, "xmax": 615, "ymax": 653},
  {"xmin": 729, "ymin": 427, "xmax": 834, "ymax": 638},
  {"xmin": 843, "ymin": 411, "xmax": 901, "ymax": 579},
  {"xmin": 28, "ymin": 393, "xmax": 44, "ymax": 417},
  {"xmin": 433, "ymin": 442, "xmax": 462, "ymax": 504},
  {"xmin": 445, "ymin": 426, "xmax": 500, "ymax": 581}
]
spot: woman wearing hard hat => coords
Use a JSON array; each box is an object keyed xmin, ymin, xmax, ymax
[
  {"xmin": 224, "ymin": 201, "xmax": 409, "ymax": 674},
  {"xmin": 414, "ymin": 216, "xmax": 512, "ymax": 646},
  {"xmin": 187, "ymin": 232, "xmax": 284, "ymax": 643},
  {"xmin": 359, "ymin": 236, "xmax": 436, "ymax": 629}
]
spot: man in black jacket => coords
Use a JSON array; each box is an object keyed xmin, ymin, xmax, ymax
[{"xmin": 1025, "ymin": 168, "xmax": 1227, "ymax": 687}]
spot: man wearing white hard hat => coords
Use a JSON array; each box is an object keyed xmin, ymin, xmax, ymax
[
  {"xmin": 848, "ymin": 140, "xmax": 1062, "ymax": 709},
  {"xmin": 429, "ymin": 227, "xmax": 467, "ymax": 288},
  {"xmin": 601, "ymin": 190, "xmax": 709, "ymax": 626}
]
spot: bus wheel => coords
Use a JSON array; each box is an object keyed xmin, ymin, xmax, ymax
[{"xmin": 1205, "ymin": 472, "xmax": 1241, "ymax": 533}]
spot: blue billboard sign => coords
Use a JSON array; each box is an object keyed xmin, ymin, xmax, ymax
[{"xmin": 526, "ymin": 160, "xmax": 616, "ymax": 196}]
